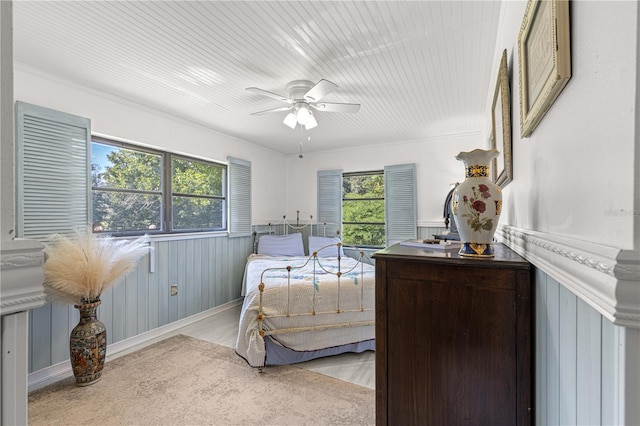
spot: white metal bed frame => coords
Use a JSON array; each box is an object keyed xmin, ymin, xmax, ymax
[
  {"xmin": 255, "ymin": 244, "xmax": 374, "ymax": 340},
  {"xmin": 241, "ymin": 212, "xmax": 376, "ymax": 369}
]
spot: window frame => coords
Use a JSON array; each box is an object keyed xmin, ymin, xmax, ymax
[
  {"xmin": 341, "ymin": 170, "xmax": 385, "ymax": 249},
  {"xmin": 91, "ymin": 136, "xmax": 227, "ymax": 236},
  {"xmin": 169, "ymin": 154, "xmax": 227, "ymax": 233}
]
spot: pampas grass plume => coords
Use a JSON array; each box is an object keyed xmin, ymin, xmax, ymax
[{"xmin": 43, "ymin": 229, "xmax": 150, "ymax": 305}]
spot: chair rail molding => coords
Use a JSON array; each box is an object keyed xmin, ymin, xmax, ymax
[
  {"xmin": 496, "ymin": 225, "xmax": 640, "ymax": 328},
  {"xmin": 0, "ymin": 238, "xmax": 45, "ymax": 315}
]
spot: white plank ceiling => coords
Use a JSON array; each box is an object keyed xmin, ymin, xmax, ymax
[{"xmin": 12, "ymin": 1, "xmax": 502, "ymax": 155}]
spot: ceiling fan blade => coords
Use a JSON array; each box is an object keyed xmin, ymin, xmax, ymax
[
  {"xmin": 311, "ymin": 102, "xmax": 361, "ymax": 113},
  {"xmin": 250, "ymin": 105, "xmax": 294, "ymax": 116},
  {"xmin": 304, "ymin": 79, "xmax": 338, "ymax": 102},
  {"xmin": 246, "ymin": 87, "xmax": 291, "ymax": 103}
]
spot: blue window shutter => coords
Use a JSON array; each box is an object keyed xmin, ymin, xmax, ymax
[
  {"xmin": 384, "ymin": 163, "xmax": 417, "ymax": 246},
  {"xmin": 317, "ymin": 169, "xmax": 342, "ymax": 235},
  {"xmin": 228, "ymin": 156, "xmax": 251, "ymax": 237},
  {"xmin": 15, "ymin": 101, "xmax": 91, "ymax": 240}
]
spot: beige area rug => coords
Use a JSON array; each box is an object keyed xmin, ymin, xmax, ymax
[{"xmin": 28, "ymin": 334, "xmax": 374, "ymax": 426}]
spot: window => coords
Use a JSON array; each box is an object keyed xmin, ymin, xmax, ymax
[
  {"xmin": 92, "ymin": 141, "xmax": 162, "ymax": 233},
  {"xmin": 318, "ymin": 164, "xmax": 416, "ymax": 248},
  {"xmin": 342, "ymin": 171, "xmax": 385, "ymax": 247},
  {"xmin": 91, "ymin": 137, "xmax": 226, "ymax": 235},
  {"xmin": 17, "ymin": 103, "xmax": 249, "ymax": 239},
  {"xmin": 171, "ymin": 157, "xmax": 226, "ymax": 231}
]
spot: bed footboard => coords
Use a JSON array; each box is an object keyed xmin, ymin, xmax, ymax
[{"xmin": 237, "ymin": 242, "xmax": 376, "ymax": 368}]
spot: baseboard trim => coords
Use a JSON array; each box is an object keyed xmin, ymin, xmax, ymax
[{"xmin": 28, "ymin": 299, "xmax": 243, "ymax": 391}]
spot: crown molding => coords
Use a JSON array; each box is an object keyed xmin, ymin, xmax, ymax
[
  {"xmin": 496, "ymin": 225, "xmax": 640, "ymax": 328},
  {"xmin": 1, "ymin": 238, "xmax": 46, "ymax": 315}
]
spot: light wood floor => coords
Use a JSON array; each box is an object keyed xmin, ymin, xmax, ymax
[{"xmin": 174, "ymin": 304, "xmax": 376, "ymax": 389}]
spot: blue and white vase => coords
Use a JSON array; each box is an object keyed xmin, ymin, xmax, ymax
[{"xmin": 451, "ymin": 149, "xmax": 502, "ymax": 257}]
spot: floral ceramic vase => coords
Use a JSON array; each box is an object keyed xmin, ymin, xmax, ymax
[
  {"xmin": 451, "ymin": 148, "xmax": 502, "ymax": 257},
  {"xmin": 69, "ymin": 300, "xmax": 107, "ymax": 386}
]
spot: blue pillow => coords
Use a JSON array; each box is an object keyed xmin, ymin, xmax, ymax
[
  {"xmin": 308, "ymin": 235, "xmax": 344, "ymax": 258},
  {"xmin": 257, "ymin": 233, "xmax": 305, "ymax": 256}
]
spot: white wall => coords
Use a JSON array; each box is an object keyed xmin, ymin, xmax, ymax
[
  {"xmin": 285, "ymin": 132, "xmax": 484, "ymax": 227},
  {"xmin": 13, "ymin": 66, "xmax": 289, "ymax": 225},
  {"xmin": 487, "ymin": 2, "xmax": 639, "ymax": 424},
  {"xmin": 488, "ymin": 0, "xmax": 637, "ymax": 250}
]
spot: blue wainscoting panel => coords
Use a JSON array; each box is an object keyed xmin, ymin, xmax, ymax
[
  {"xmin": 136, "ymin": 254, "xmax": 150, "ymax": 334},
  {"xmin": 124, "ymin": 269, "xmax": 138, "ymax": 339},
  {"xmin": 199, "ymin": 238, "xmax": 209, "ymax": 310},
  {"xmin": 50, "ymin": 304, "xmax": 70, "ymax": 365},
  {"xmin": 148, "ymin": 244, "xmax": 160, "ymax": 331},
  {"xmin": 576, "ymin": 297, "xmax": 602, "ymax": 425},
  {"xmin": 157, "ymin": 241, "xmax": 170, "ymax": 328},
  {"xmin": 29, "ymin": 303, "xmax": 51, "ymax": 372},
  {"xmin": 558, "ymin": 284, "xmax": 577, "ymax": 425},
  {"xmin": 535, "ymin": 268, "xmax": 548, "ymax": 426},
  {"xmin": 176, "ymin": 239, "xmax": 186, "ymax": 320},
  {"xmin": 111, "ymin": 276, "xmax": 126, "ymax": 342},
  {"xmin": 546, "ymin": 275, "xmax": 561, "ymax": 425},
  {"xmin": 601, "ymin": 318, "xmax": 617, "ymax": 425},
  {"xmin": 28, "ymin": 234, "xmax": 252, "ymax": 373},
  {"xmin": 533, "ymin": 266, "xmax": 622, "ymax": 426}
]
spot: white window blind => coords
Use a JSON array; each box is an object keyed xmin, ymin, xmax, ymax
[
  {"xmin": 317, "ymin": 169, "xmax": 343, "ymax": 234},
  {"xmin": 15, "ymin": 101, "xmax": 91, "ymax": 240},
  {"xmin": 227, "ymin": 156, "xmax": 251, "ymax": 237},
  {"xmin": 384, "ymin": 163, "xmax": 417, "ymax": 246}
]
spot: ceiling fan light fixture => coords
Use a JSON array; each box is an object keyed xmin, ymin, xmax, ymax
[
  {"xmin": 305, "ymin": 111, "xmax": 318, "ymax": 129},
  {"xmin": 296, "ymin": 104, "xmax": 311, "ymax": 125},
  {"xmin": 283, "ymin": 112, "xmax": 297, "ymax": 129},
  {"xmin": 249, "ymin": 79, "xmax": 359, "ymax": 130}
]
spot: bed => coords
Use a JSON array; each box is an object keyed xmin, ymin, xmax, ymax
[{"xmin": 235, "ymin": 230, "xmax": 376, "ymax": 368}]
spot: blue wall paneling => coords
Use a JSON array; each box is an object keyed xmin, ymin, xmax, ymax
[{"xmin": 28, "ymin": 234, "xmax": 252, "ymax": 373}]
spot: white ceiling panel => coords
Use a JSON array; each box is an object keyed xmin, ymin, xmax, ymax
[{"xmin": 13, "ymin": 1, "xmax": 501, "ymax": 154}]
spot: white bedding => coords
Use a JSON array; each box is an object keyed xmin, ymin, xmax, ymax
[{"xmin": 235, "ymin": 253, "xmax": 376, "ymax": 367}]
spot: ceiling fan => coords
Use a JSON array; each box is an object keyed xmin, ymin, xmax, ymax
[{"xmin": 246, "ymin": 79, "xmax": 361, "ymax": 130}]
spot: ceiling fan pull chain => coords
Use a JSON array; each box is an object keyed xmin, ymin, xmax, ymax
[{"xmin": 298, "ymin": 126, "xmax": 304, "ymax": 158}]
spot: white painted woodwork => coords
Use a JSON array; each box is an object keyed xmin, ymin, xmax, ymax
[
  {"xmin": 497, "ymin": 225, "xmax": 640, "ymax": 329},
  {"xmin": 0, "ymin": 239, "xmax": 45, "ymax": 315},
  {"xmin": 1, "ymin": 312, "xmax": 28, "ymax": 426}
]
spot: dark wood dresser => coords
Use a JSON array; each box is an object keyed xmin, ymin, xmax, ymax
[{"xmin": 372, "ymin": 243, "xmax": 532, "ymax": 426}]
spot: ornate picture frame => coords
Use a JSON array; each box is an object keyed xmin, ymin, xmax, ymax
[
  {"xmin": 491, "ymin": 49, "xmax": 512, "ymax": 187},
  {"xmin": 518, "ymin": 0, "xmax": 571, "ymax": 138}
]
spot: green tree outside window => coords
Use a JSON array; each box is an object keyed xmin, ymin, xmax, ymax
[
  {"xmin": 91, "ymin": 139, "xmax": 226, "ymax": 234},
  {"xmin": 342, "ymin": 172, "xmax": 385, "ymax": 247}
]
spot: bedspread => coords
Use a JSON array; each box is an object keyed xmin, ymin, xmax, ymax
[{"xmin": 235, "ymin": 254, "xmax": 376, "ymax": 367}]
